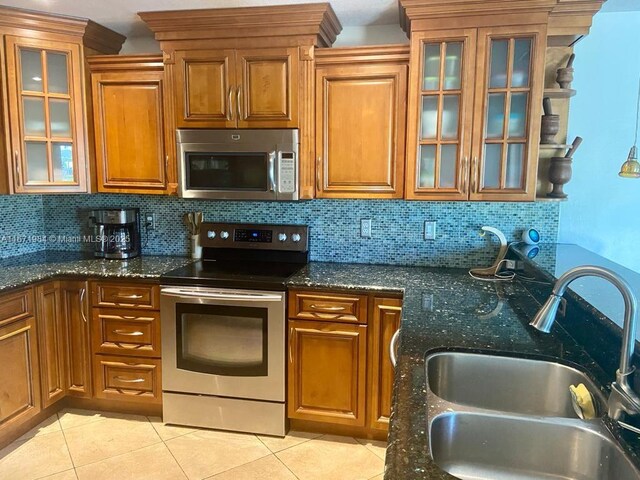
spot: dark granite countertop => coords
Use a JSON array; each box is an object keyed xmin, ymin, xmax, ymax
[
  {"xmin": 288, "ymin": 262, "xmax": 615, "ymax": 479},
  {"xmin": 0, "ymin": 250, "xmax": 193, "ymax": 293}
]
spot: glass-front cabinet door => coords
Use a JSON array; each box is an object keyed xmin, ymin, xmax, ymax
[
  {"xmin": 406, "ymin": 29, "xmax": 476, "ymax": 200},
  {"xmin": 470, "ymin": 26, "xmax": 546, "ymax": 201},
  {"xmin": 5, "ymin": 36, "xmax": 87, "ymax": 193}
]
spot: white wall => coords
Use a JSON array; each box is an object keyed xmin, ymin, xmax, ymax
[{"xmin": 558, "ymin": 10, "xmax": 640, "ymax": 272}]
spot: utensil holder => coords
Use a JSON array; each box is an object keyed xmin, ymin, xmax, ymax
[
  {"xmin": 190, "ymin": 234, "xmax": 202, "ymax": 259},
  {"xmin": 547, "ymin": 156, "xmax": 573, "ymax": 198}
]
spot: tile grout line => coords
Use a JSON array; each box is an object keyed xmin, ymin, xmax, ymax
[
  {"xmin": 273, "ymin": 452, "xmax": 302, "ymax": 480},
  {"xmin": 161, "ymin": 437, "xmax": 190, "ymax": 480},
  {"xmin": 54, "ymin": 413, "xmax": 79, "ymax": 479}
]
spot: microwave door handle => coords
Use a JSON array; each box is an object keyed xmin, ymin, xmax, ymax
[
  {"xmin": 161, "ymin": 288, "xmax": 282, "ymax": 302},
  {"xmin": 268, "ymin": 152, "xmax": 277, "ymax": 192}
]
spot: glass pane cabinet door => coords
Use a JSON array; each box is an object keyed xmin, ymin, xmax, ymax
[
  {"xmin": 475, "ymin": 31, "xmax": 540, "ymax": 198},
  {"xmin": 6, "ymin": 37, "xmax": 85, "ymax": 192},
  {"xmin": 410, "ymin": 31, "xmax": 475, "ymax": 199}
]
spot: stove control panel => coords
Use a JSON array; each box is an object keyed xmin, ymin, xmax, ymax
[{"xmin": 201, "ymin": 222, "xmax": 309, "ymax": 252}]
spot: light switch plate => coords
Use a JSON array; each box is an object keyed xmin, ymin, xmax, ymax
[{"xmin": 424, "ymin": 221, "xmax": 436, "ymax": 240}]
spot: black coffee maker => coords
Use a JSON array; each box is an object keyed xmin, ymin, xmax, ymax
[{"xmin": 90, "ymin": 208, "xmax": 141, "ymax": 259}]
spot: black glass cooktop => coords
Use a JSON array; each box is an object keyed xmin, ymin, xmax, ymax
[{"xmin": 161, "ymin": 260, "xmax": 306, "ymax": 291}]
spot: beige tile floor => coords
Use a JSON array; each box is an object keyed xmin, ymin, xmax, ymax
[{"xmin": 0, "ymin": 409, "xmax": 386, "ymax": 480}]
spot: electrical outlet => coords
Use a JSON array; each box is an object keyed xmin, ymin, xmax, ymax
[
  {"xmin": 424, "ymin": 221, "xmax": 436, "ymax": 240},
  {"xmin": 360, "ymin": 219, "xmax": 372, "ymax": 238},
  {"xmin": 422, "ymin": 293, "xmax": 434, "ymax": 311},
  {"xmin": 145, "ymin": 213, "xmax": 157, "ymax": 231}
]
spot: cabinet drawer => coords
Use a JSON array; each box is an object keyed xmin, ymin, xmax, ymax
[
  {"xmin": 92, "ymin": 309, "xmax": 161, "ymax": 358},
  {"xmin": 289, "ymin": 291, "xmax": 367, "ymax": 324},
  {"xmin": 92, "ymin": 282, "xmax": 159, "ymax": 310},
  {"xmin": 0, "ymin": 288, "xmax": 33, "ymax": 326},
  {"xmin": 93, "ymin": 355, "xmax": 161, "ymax": 404}
]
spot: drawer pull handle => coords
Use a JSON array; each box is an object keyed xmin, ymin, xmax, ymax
[
  {"xmin": 111, "ymin": 293, "xmax": 143, "ymax": 300},
  {"xmin": 114, "ymin": 376, "xmax": 145, "ymax": 384},
  {"xmin": 309, "ymin": 304, "xmax": 346, "ymax": 311},
  {"xmin": 120, "ymin": 315, "xmax": 141, "ymax": 320},
  {"xmin": 113, "ymin": 329, "xmax": 144, "ymax": 336}
]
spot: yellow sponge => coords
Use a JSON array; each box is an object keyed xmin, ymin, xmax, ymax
[{"xmin": 570, "ymin": 383, "xmax": 596, "ymax": 419}]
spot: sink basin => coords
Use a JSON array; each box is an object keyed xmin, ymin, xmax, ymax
[
  {"xmin": 426, "ymin": 352, "xmax": 606, "ymax": 418},
  {"xmin": 430, "ymin": 412, "xmax": 640, "ymax": 480}
]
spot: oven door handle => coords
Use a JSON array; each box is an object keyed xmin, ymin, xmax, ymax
[{"xmin": 161, "ymin": 288, "xmax": 283, "ymax": 302}]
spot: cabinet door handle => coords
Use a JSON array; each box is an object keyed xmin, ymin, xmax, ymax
[
  {"xmin": 111, "ymin": 293, "xmax": 143, "ymax": 300},
  {"xmin": 80, "ymin": 287, "xmax": 87, "ymax": 324},
  {"xmin": 389, "ymin": 329, "xmax": 400, "ymax": 368},
  {"xmin": 316, "ymin": 156, "xmax": 322, "ymax": 192},
  {"xmin": 114, "ymin": 376, "xmax": 145, "ymax": 384},
  {"xmin": 288, "ymin": 327, "xmax": 293, "ymax": 364},
  {"xmin": 236, "ymin": 86, "xmax": 242, "ymax": 121},
  {"xmin": 112, "ymin": 329, "xmax": 144, "ymax": 337},
  {"xmin": 309, "ymin": 304, "xmax": 345, "ymax": 311},
  {"xmin": 14, "ymin": 151, "xmax": 21, "ymax": 185},
  {"xmin": 227, "ymin": 86, "xmax": 233, "ymax": 121},
  {"xmin": 471, "ymin": 156, "xmax": 479, "ymax": 194}
]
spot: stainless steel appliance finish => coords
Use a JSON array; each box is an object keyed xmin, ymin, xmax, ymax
[
  {"xmin": 529, "ymin": 265, "xmax": 640, "ymax": 431},
  {"xmin": 430, "ymin": 412, "xmax": 640, "ymax": 480},
  {"xmin": 425, "ymin": 351, "xmax": 640, "ymax": 479},
  {"xmin": 426, "ymin": 352, "xmax": 606, "ymax": 417},
  {"xmin": 89, "ymin": 208, "xmax": 141, "ymax": 259},
  {"xmin": 160, "ymin": 222, "xmax": 309, "ymax": 436},
  {"xmin": 176, "ymin": 129, "xmax": 299, "ymax": 201}
]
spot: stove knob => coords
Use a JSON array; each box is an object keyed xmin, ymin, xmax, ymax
[
  {"xmin": 207, "ymin": 230, "xmax": 216, "ymax": 239},
  {"xmin": 220, "ymin": 231, "xmax": 230, "ymax": 240},
  {"xmin": 278, "ymin": 233, "xmax": 287, "ymax": 242},
  {"xmin": 291, "ymin": 233, "xmax": 301, "ymax": 243}
]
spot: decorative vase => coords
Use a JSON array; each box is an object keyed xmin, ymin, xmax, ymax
[
  {"xmin": 190, "ymin": 234, "xmax": 202, "ymax": 259},
  {"xmin": 547, "ymin": 156, "xmax": 573, "ymax": 198}
]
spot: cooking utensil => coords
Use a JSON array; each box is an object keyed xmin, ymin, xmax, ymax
[{"xmin": 565, "ymin": 136, "xmax": 583, "ymax": 158}]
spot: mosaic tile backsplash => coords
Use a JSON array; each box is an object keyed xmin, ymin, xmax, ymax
[
  {"xmin": 40, "ymin": 195, "xmax": 560, "ymax": 268},
  {"xmin": 0, "ymin": 195, "xmax": 44, "ymax": 258}
]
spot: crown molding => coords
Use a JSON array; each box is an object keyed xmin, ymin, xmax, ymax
[
  {"xmin": 139, "ymin": 3, "xmax": 343, "ymax": 48},
  {"xmin": 0, "ymin": 5, "xmax": 125, "ymax": 54}
]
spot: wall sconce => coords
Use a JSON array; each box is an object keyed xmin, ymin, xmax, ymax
[{"xmin": 619, "ymin": 77, "xmax": 640, "ymax": 179}]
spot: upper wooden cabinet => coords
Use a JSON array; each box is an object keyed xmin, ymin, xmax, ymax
[
  {"xmin": 405, "ymin": 23, "xmax": 546, "ymax": 201},
  {"xmin": 315, "ymin": 46, "xmax": 409, "ymax": 199},
  {"xmin": 174, "ymin": 47, "xmax": 298, "ymax": 129},
  {"xmin": 89, "ymin": 55, "xmax": 174, "ymax": 195},
  {"xmin": 0, "ymin": 6, "xmax": 124, "ymax": 194}
]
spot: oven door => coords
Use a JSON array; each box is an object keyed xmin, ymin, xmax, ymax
[
  {"xmin": 178, "ymin": 144, "xmax": 278, "ymax": 200},
  {"xmin": 160, "ymin": 287, "xmax": 285, "ymax": 402}
]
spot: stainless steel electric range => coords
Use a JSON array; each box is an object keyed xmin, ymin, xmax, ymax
[{"xmin": 160, "ymin": 222, "xmax": 309, "ymax": 436}]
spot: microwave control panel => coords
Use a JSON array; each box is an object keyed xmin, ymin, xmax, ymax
[{"xmin": 278, "ymin": 152, "xmax": 296, "ymax": 193}]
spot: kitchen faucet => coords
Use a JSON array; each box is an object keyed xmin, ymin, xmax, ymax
[{"xmin": 529, "ymin": 265, "xmax": 640, "ymax": 430}]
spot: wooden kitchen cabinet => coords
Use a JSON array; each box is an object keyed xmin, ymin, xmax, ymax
[
  {"xmin": 0, "ymin": 289, "xmax": 41, "ymax": 437},
  {"xmin": 89, "ymin": 55, "xmax": 173, "ymax": 194},
  {"xmin": 315, "ymin": 46, "xmax": 408, "ymax": 198},
  {"xmin": 59, "ymin": 280, "xmax": 91, "ymax": 398},
  {"xmin": 405, "ymin": 22, "xmax": 546, "ymax": 201},
  {"xmin": 0, "ymin": 6, "xmax": 124, "ymax": 194},
  {"xmin": 173, "ymin": 47, "xmax": 298, "ymax": 129},
  {"xmin": 35, "ymin": 282, "xmax": 65, "ymax": 408},
  {"xmin": 288, "ymin": 319, "xmax": 368, "ymax": 427},
  {"xmin": 368, "ymin": 297, "xmax": 402, "ymax": 430}
]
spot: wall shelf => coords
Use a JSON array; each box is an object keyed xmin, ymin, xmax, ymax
[
  {"xmin": 544, "ymin": 88, "xmax": 576, "ymax": 98},
  {"xmin": 536, "ymin": 196, "xmax": 568, "ymax": 202},
  {"xmin": 539, "ymin": 144, "xmax": 572, "ymax": 150}
]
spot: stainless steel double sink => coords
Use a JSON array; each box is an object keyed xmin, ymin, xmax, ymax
[{"xmin": 425, "ymin": 352, "xmax": 640, "ymax": 480}]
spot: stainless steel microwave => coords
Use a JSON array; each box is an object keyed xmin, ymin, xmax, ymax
[{"xmin": 176, "ymin": 129, "xmax": 299, "ymax": 201}]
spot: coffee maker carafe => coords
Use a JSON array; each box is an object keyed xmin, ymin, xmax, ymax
[{"xmin": 90, "ymin": 208, "xmax": 141, "ymax": 259}]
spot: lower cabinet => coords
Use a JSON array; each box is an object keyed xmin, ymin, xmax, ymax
[
  {"xmin": 287, "ymin": 290, "xmax": 402, "ymax": 435},
  {"xmin": 0, "ymin": 289, "xmax": 41, "ymax": 439},
  {"xmin": 59, "ymin": 281, "xmax": 92, "ymax": 398},
  {"xmin": 288, "ymin": 320, "xmax": 368, "ymax": 426},
  {"xmin": 93, "ymin": 355, "xmax": 162, "ymax": 404},
  {"xmin": 35, "ymin": 282, "xmax": 66, "ymax": 408}
]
